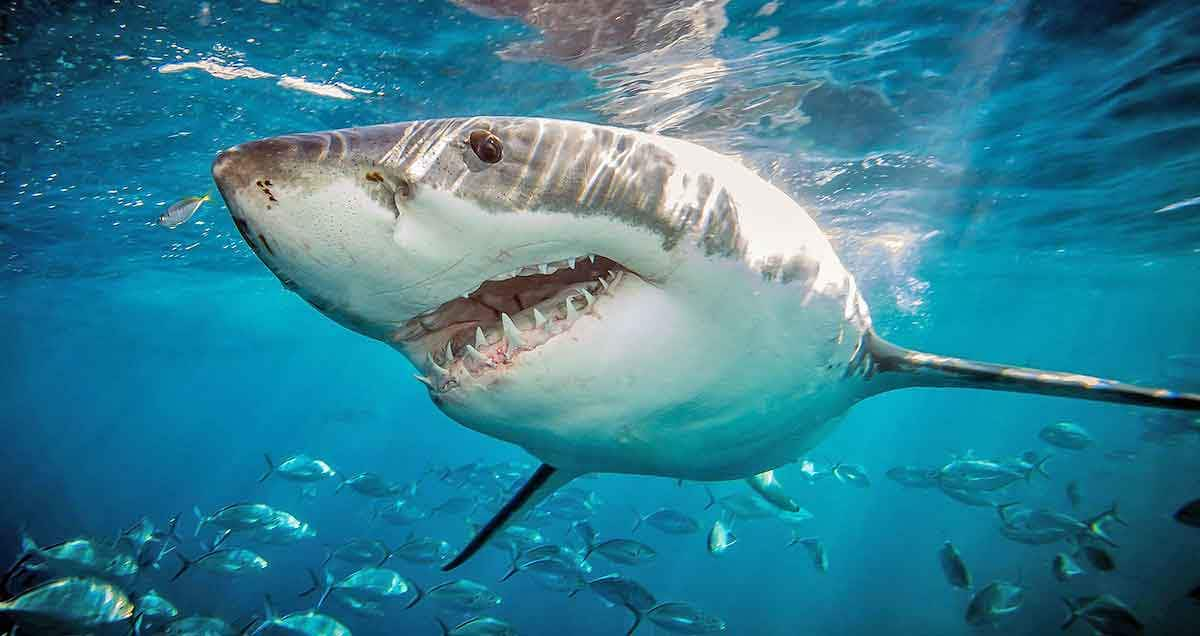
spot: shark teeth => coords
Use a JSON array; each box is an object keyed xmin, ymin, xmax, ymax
[
  {"xmin": 482, "ymin": 255, "xmax": 600, "ymax": 283},
  {"xmin": 418, "ymin": 255, "xmax": 626, "ymax": 394},
  {"xmin": 464, "ymin": 344, "xmax": 494, "ymax": 366},
  {"xmin": 576, "ymin": 287, "xmax": 595, "ymax": 309},
  {"xmin": 500, "ymin": 313, "xmax": 524, "ymax": 349},
  {"xmin": 427, "ymin": 353, "xmax": 450, "ymax": 378}
]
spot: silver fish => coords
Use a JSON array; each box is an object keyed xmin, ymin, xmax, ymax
[
  {"xmin": 517, "ymin": 544, "xmax": 591, "ymax": 573},
  {"xmin": 17, "ymin": 534, "xmax": 138, "ymax": 579},
  {"xmin": 789, "ymin": 535, "xmax": 828, "ymax": 572},
  {"xmin": 118, "ymin": 516, "xmax": 157, "ymax": 555},
  {"xmin": 244, "ymin": 509, "xmax": 316, "ymax": 545},
  {"xmin": 489, "ymin": 525, "xmax": 545, "ymax": 555},
  {"xmin": 329, "ymin": 593, "xmax": 384, "ymax": 617},
  {"xmin": 260, "ymin": 453, "xmax": 337, "ymax": 483},
  {"xmin": 148, "ymin": 615, "xmax": 235, "ymax": 635},
  {"xmin": 259, "ymin": 597, "xmax": 351, "ymax": 636},
  {"xmin": 1062, "ymin": 594, "xmax": 1143, "ymax": 635},
  {"xmin": 886, "ymin": 466, "xmax": 940, "ymax": 488},
  {"xmin": 392, "ymin": 536, "xmax": 452, "ymax": 564},
  {"xmin": 831, "ymin": 463, "xmax": 870, "ymax": 487},
  {"xmin": 425, "ymin": 579, "xmax": 501, "ymax": 611},
  {"xmin": 436, "ymin": 616, "xmax": 518, "ymax": 636},
  {"xmin": 706, "ymin": 520, "xmax": 736, "ymax": 556},
  {"xmin": 324, "ymin": 539, "xmax": 392, "ymax": 567},
  {"xmin": 715, "ymin": 494, "xmax": 777, "ymax": 521},
  {"xmin": 158, "ymin": 194, "xmax": 209, "ymax": 228},
  {"xmin": 325, "ymin": 567, "xmax": 417, "ymax": 606},
  {"xmin": 938, "ymin": 458, "xmax": 1047, "ymax": 492},
  {"xmin": 1052, "ymin": 552, "xmax": 1084, "ymax": 581},
  {"xmin": 644, "ymin": 602, "xmax": 727, "ymax": 634},
  {"xmin": 539, "ymin": 491, "xmax": 594, "ymax": 521},
  {"xmin": 503, "ymin": 557, "xmax": 586, "ymax": 595},
  {"xmin": 570, "ymin": 522, "xmax": 598, "ymax": 552},
  {"xmin": 336, "ymin": 472, "xmax": 400, "ymax": 497},
  {"xmin": 938, "ymin": 541, "xmax": 971, "ymax": 590},
  {"xmin": 172, "ymin": 547, "xmax": 267, "ymax": 580},
  {"xmin": 1081, "ymin": 546, "xmax": 1116, "ymax": 571},
  {"xmin": 583, "ymin": 539, "xmax": 657, "ymax": 566},
  {"xmin": 1039, "ymin": 422, "xmax": 1095, "ymax": 450},
  {"xmin": 136, "ymin": 588, "xmax": 179, "ymax": 621},
  {"xmin": 0, "ymin": 576, "xmax": 134, "ymax": 631},
  {"xmin": 193, "ymin": 503, "xmax": 278, "ymax": 535},
  {"xmin": 588, "ymin": 574, "xmax": 656, "ymax": 611},
  {"xmin": 375, "ymin": 498, "xmax": 429, "ymax": 525},
  {"xmin": 965, "ymin": 580, "xmax": 1024, "ymax": 626},
  {"xmin": 633, "ymin": 508, "xmax": 699, "ymax": 535}
]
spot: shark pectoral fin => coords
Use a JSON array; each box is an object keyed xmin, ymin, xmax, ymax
[
  {"xmin": 866, "ymin": 332, "xmax": 1200, "ymax": 411},
  {"xmin": 442, "ymin": 463, "xmax": 579, "ymax": 571}
]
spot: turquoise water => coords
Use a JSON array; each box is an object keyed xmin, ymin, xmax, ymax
[{"xmin": 2, "ymin": 1, "xmax": 1199, "ymax": 634}]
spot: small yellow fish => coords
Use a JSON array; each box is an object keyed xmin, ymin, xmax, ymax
[{"xmin": 158, "ymin": 193, "xmax": 210, "ymax": 228}]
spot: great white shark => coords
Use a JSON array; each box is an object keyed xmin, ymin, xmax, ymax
[{"xmin": 211, "ymin": 117, "xmax": 1199, "ymax": 570}]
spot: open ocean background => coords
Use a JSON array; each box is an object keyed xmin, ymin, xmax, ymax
[{"xmin": 2, "ymin": 1, "xmax": 1199, "ymax": 634}]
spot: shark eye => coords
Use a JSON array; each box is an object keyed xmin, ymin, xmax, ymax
[{"xmin": 468, "ymin": 130, "xmax": 503, "ymax": 164}]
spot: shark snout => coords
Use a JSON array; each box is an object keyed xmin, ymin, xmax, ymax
[
  {"xmin": 212, "ymin": 133, "xmax": 337, "ymax": 195},
  {"xmin": 212, "ymin": 133, "xmax": 349, "ymax": 261}
]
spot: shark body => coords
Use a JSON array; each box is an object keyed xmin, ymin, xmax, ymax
[{"xmin": 211, "ymin": 116, "xmax": 1198, "ymax": 569}]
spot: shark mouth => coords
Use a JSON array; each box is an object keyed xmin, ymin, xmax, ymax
[{"xmin": 394, "ymin": 255, "xmax": 631, "ymax": 394}]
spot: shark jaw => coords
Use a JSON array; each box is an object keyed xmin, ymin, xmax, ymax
[{"xmin": 394, "ymin": 253, "xmax": 631, "ymax": 396}]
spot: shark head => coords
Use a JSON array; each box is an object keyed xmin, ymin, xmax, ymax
[{"xmin": 213, "ymin": 117, "xmax": 874, "ymax": 478}]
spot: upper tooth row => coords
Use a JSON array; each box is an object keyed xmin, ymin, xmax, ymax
[{"xmin": 488, "ymin": 255, "xmax": 597, "ymax": 282}]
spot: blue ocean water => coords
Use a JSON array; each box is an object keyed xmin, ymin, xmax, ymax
[{"xmin": 2, "ymin": 1, "xmax": 1199, "ymax": 634}]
